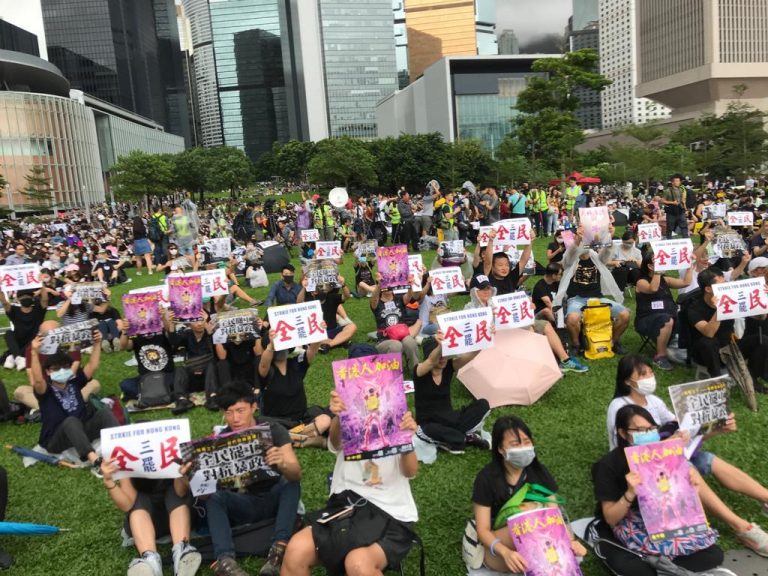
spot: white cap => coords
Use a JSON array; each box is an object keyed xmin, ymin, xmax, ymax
[{"xmin": 748, "ymin": 256, "xmax": 768, "ymax": 272}]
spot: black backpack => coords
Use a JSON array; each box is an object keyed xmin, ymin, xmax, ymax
[
  {"xmin": 233, "ymin": 209, "xmax": 248, "ymax": 239},
  {"xmin": 137, "ymin": 372, "xmax": 172, "ymax": 407},
  {"xmin": 148, "ymin": 216, "xmax": 164, "ymax": 242}
]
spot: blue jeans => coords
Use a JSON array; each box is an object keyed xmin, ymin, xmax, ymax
[
  {"xmin": 153, "ymin": 237, "xmax": 169, "ymax": 265},
  {"xmin": 98, "ymin": 319, "xmax": 120, "ymax": 341},
  {"xmin": 205, "ymin": 477, "xmax": 300, "ymax": 560},
  {"xmin": 420, "ymin": 322, "xmax": 438, "ymax": 336}
]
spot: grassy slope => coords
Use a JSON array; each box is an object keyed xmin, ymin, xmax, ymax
[{"xmin": 1, "ymin": 238, "xmax": 767, "ymax": 576}]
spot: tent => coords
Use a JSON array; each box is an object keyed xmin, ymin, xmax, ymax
[{"xmin": 548, "ymin": 171, "xmax": 602, "ymax": 186}]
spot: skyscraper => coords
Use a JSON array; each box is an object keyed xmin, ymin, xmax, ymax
[
  {"xmin": 0, "ymin": 20, "xmax": 40, "ymax": 56},
  {"xmin": 572, "ymin": 0, "xmax": 598, "ymax": 31},
  {"xmin": 498, "ymin": 30, "xmax": 520, "ymax": 55},
  {"xmin": 569, "ymin": 22, "xmax": 602, "ymax": 130}
]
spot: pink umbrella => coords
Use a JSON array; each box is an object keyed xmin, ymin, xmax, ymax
[{"xmin": 457, "ymin": 330, "xmax": 562, "ymax": 407}]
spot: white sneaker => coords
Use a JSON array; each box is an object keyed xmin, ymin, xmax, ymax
[
  {"xmin": 3, "ymin": 355, "xmax": 15, "ymax": 369},
  {"xmin": 101, "ymin": 339, "xmax": 111, "ymax": 353},
  {"xmin": 127, "ymin": 551, "xmax": 162, "ymax": 576},
  {"xmin": 172, "ymin": 540, "xmax": 202, "ymax": 576},
  {"xmin": 135, "ymin": 271, "xmax": 143, "ymax": 276},
  {"xmin": 15, "ymin": 356, "xmax": 26, "ymax": 371}
]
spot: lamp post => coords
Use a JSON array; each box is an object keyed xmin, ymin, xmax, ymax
[{"xmin": 5, "ymin": 183, "xmax": 15, "ymax": 220}]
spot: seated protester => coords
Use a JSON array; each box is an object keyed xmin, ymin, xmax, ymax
[
  {"xmin": 215, "ymin": 329, "xmax": 260, "ymax": 396},
  {"xmin": 634, "ymin": 251, "xmax": 693, "ymax": 371},
  {"xmin": 353, "ymin": 254, "xmax": 377, "ymax": 297},
  {"xmin": 154, "ymin": 243, "xmax": 183, "ymax": 275},
  {"xmin": 90, "ymin": 295, "xmax": 122, "ymax": 352},
  {"xmin": 265, "ymin": 264, "xmax": 301, "ymax": 307},
  {"xmin": 181, "ymin": 386, "xmax": 301, "ymax": 576},
  {"xmin": 29, "ymin": 330, "xmax": 117, "ymax": 472},
  {"xmin": 481, "ymin": 228, "xmax": 535, "ymax": 295},
  {"xmin": 414, "ymin": 335, "xmax": 490, "ymax": 454},
  {"xmin": 99, "ymin": 459, "xmax": 201, "ymax": 576},
  {"xmin": 0, "ymin": 288, "xmax": 47, "ymax": 371},
  {"xmin": 56, "ymin": 286, "xmax": 94, "ymax": 326},
  {"xmin": 92, "ymin": 247, "xmax": 126, "ymax": 286},
  {"xmin": 168, "ymin": 313, "xmax": 219, "ymax": 411},
  {"xmin": 416, "ymin": 274, "xmax": 448, "ymax": 337},
  {"xmin": 471, "ymin": 416, "xmax": 586, "ymax": 573},
  {"xmin": 607, "ymin": 230, "xmax": 643, "ymax": 291},
  {"xmin": 679, "ymin": 225, "xmax": 750, "ymax": 297},
  {"xmin": 281, "ymin": 388, "xmax": 419, "ymax": 576},
  {"xmin": 370, "ymin": 272, "xmax": 421, "ymax": 371},
  {"xmin": 531, "ymin": 263, "xmax": 562, "ymax": 324},
  {"xmin": 339, "ymin": 217, "xmax": 355, "ymax": 252},
  {"xmin": 748, "ymin": 218, "xmax": 768, "ymax": 258},
  {"xmin": 688, "ymin": 266, "xmax": 768, "ymax": 389},
  {"xmin": 38, "ymin": 268, "xmax": 64, "ymax": 307},
  {"xmin": 220, "ymin": 256, "xmax": 262, "ymax": 307},
  {"xmin": 258, "ymin": 330, "xmax": 331, "ymax": 448},
  {"xmin": 546, "ymin": 229, "xmax": 566, "ymax": 264},
  {"xmin": 553, "ymin": 224, "xmax": 631, "ymax": 356},
  {"xmin": 297, "ymin": 275, "xmax": 357, "ymax": 353}
]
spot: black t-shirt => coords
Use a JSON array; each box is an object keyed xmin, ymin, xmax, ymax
[
  {"xmin": 532, "ymin": 279, "xmax": 558, "ymax": 312},
  {"xmin": 36, "ymin": 368, "xmax": 89, "ymax": 448},
  {"xmin": 592, "ymin": 448, "xmax": 638, "ymax": 520},
  {"xmin": 412, "ymin": 361, "xmax": 454, "ymax": 421},
  {"xmin": 355, "ymin": 265, "xmax": 374, "ymax": 286},
  {"xmin": 748, "ymin": 233, "xmax": 767, "ymax": 257},
  {"xmin": 219, "ymin": 421, "xmax": 291, "ymax": 493},
  {"xmin": 93, "ymin": 259, "xmax": 119, "ymax": 276},
  {"xmin": 567, "ymin": 258, "xmax": 601, "ymax": 299},
  {"xmin": 687, "ymin": 293, "xmax": 733, "ymax": 347},
  {"xmin": 8, "ymin": 302, "xmax": 46, "ymax": 348},
  {"xmin": 224, "ymin": 340, "xmax": 256, "ymax": 366},
  {"xmin": 488, "ymin": 265, "xmax": 521, "ymax": 296},
  {"xmin": 472, "ymin": 462, "xmax": 558, "ymax": 520},
  {"xmin": 547, "ymin": 242, "xmax": 564, "ymax": 263},
  {"xmin": 373, "ymin": 296, "xmax": 406, "ymax": 330},
  {"xmin": 262, "ymin": 355, "xmax": 310, "ymax": 421},
  {"xmin": 132, "ymin": 334, "xmax": 175, "ymax": 375},
  {"xmin": 90, "ymin": 307, "xmax": 121, "ymax": 322},
  {"xmin": 306, "ymin": 292, "xmax": 343, "ymax": 330},
  {"xmin": 171, "ymin": 329, "xmax": 213, "ymax": 359},
  {"xmin": 635, "ymin": 273, "xmax": 676, "ymax": 319}
]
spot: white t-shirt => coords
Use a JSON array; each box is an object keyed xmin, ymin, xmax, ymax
[
  {"xmin": 606, "ymin": 395, "xmax": 676, "ymax": 450},
  {"xmin": 328, "ymin": 442, "xmax": 418, "ymax": 523}
]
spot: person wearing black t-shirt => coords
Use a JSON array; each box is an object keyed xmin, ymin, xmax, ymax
[
  {"xmin": 93, "ymin": 247, "xmax": 126, "ymax": 286},
  {"xmin": 481, "ymin": 228, "xmax": 535, "ymax": 296},
  {"xmin": 1, "ymin": 289, "xmax": 48, "ymax": 371},
  {"xmin": 531, "ymin": 263, "xmax": 562, "ymax": 324},
  {"xmin": 298, "ymin": 275, "xmax": 357, "ymax": 353},
  {"xmin": 168, "ymin": 313, "xmax": 220, "ymax": 410},
  {"xmin": 546, "ymin": 231, "xmax": 565, "ymax": 264},
  {"xmin": 370, "ymin": 273, "xmax": 420, "ymax": 370},
  {"xmin": 413, "ymin": 336, "xmax": 489, "ymax": 454}
]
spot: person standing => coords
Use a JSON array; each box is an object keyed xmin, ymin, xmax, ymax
[
  {"xmin": 397, "ymin": 191, "xmax": 418, "ymax": 251},
  {"xmin": 312, "ymin": 198, "xmax": 335, "ymax": 241},
  {"xmin": 150, "ymin": 206, "xmax": 169, "ymax": 266},
  {"xmin": 564, "ymin": 176, "xmax": 581, "ymax": 219},
  {"xmin": 661, "ymin": 174, "xmax": 689, "ymax": 239},
  {"xmin": 479, "ymin": 186, "xmax": 500, "ymax": 225},
  {"xmin": 418, "ymin": 180, "xmax": 439, "ymax": 238}
]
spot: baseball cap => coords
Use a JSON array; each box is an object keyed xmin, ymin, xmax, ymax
[
  {"xmin": 471, "ymin": 274, "xmax": 492, "ymax": 289},
  {"xmin": 748, "ymin": 257, "xmax": 768, "ymax": 272}
]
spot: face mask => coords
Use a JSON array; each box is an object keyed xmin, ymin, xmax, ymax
[
  {"xmin": 169, "ymin": 249, "xmax": 178, "ymax": 255},
  {"xmin": 82, "ymin": 257, "xmax": 89, "ymax": 262},
  {"xmin": 631, "ymin": 429, "xmax": 660, "ymax": 446},
  {"xmin": 358, "ymin": 256, "xmax": 367, "ymax": 263},
  {"xmin": 274, "ymin": 350, "xmax": 289, "ymax": 361},
  {"xmin": 283, "ymin": 275, "xmax": 294, "ymax": 284},
  {"xmin": 504, "ymin": 446, "xmax": 536, "ymax": 468},
  {"xmin": 623, "ymin": 242, "xmax": 634, "ymax": 249},
  {"xmin": 19, "ymin": 298, "xmax": 33, "ymax": 307},
  {"xmin": 633, "ymin": 376, "xmax": 656, "ymax": 396},
  {"xmin": 556, "ymin": 237, "xmax": 564, "ymax": 244},
  {"xmin": 50, "ymin": 368, "xmax": 73, "ymax": 384}
]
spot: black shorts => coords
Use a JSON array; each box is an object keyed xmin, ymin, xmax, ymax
[
  {"xmin": 635, "ymin": 313, "xmax": 676, "ymax": 340},
  {"xmin": 123, "ymin": 484, "xmax": 190, "ymax": 538},
  {"xmin": 259, "ymin": 405, "xmax": 333, "ymax": 431}
]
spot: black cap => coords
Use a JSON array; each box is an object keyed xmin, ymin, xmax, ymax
[{"xmin": 470, "ymin": 274, "xmax": 492, "ymax": 289}]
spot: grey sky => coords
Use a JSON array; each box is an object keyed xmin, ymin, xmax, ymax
[{"xmin": 496, "ymin": 0, "xmax": 572, "ymax": 43}]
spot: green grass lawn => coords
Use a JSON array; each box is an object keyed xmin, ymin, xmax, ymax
[{"xmin": 1, "ymin": 238, "xmax": 767, "ymax": 575}]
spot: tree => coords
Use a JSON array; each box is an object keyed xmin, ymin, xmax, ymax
[
  {"xmin": 274, "ymin": 140, "xmax": 315, "ymax": 182},
  {"xmin": 369, "ymin": 133, "xmax": 448, "ymax": 193},
  {"xmin": 205, "ymin": 146, "xmax": 254, "ymax": 198},
  {"xmin": 0, "ymin": 170, "xmax": 6, "ymax": 197},
  {"xmin": 308, "ymin": 137, "xmax": 378, "ymax": 189},
  {"xmin": 110, "ymin": 150, "xmax": 174, "ymax": 204},
  {"xmin": 172, "ymin": 147, "xmax": 211, "ymax": 202},
  {"xmin": 22, "ymin": 165, "xmax": 52, "ymax": 204},
  {"xmin": 444, "ymin": 140, "xmax": 495, "ymax": 189}
]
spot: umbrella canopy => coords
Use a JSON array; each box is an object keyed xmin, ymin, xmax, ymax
[
  {"xmin": 0, "ymin": 521, "xmax": 63, "ymax": 536},
  {"xmin": 457, "ymin": 330, "xmax": 561, "ymax": 407}
]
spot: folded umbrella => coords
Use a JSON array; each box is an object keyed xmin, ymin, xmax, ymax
[
  {"xmin": 0, "ymin": 522, "xmax": 67, "ymax": 536},
  {"xmin": 4, "ymin": 445, "xmax": 79, "ymax": 468}
]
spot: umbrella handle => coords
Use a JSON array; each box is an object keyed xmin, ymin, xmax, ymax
[{"xmin": 57, "ymin": 461, "xmax": 80, "ymax": 469}]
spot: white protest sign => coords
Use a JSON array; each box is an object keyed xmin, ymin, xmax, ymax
[
  {"xmin": 0, "ymin": 263, "xmax": 42, "ymax": 293},
  {"xmin": 267, "ymin": 300, "xmax": 328, "ymax": 351},
  {"xmin": 579, "ymin": 206, "xmax": 612, "ymax": 247},
  {"xmin": 711, "ymin": 277, "xmax": 768, "ymax": 321},
  {"xmin": 702, "ymin": 204, "xmax": 726, "ymax": 221},
  {"xmin": 100, "ymin": 419, "xmax": 191, "ymax": 480},
  {"xmin": 408, "ymin": 255, "xmax": 425, "ymax": 292},
  {"xmin": 727, "ymin": 212, "xmax": 754, "ymax": 227},
  {"xmin": 204, "ymin": 238, "xmax": 231, "ymax": 260},
  {"xmin": 492, "ymin": 218, "xmax": 532, "ymax": 251},
  {"xmin": 130, "ymin": 284, "xmax": 170, "ymax": 308},
  {"xmin": 436, "ymin": 307, "xmax": 494, "ymax": 357},
  {"xmin": 196, "ymin": 269, "xmax": 230, "ymax": 297},
  {"xmin": 478, "ymin": 226, "xmax": 493, "ymax": 247},
  {"xmin": 491, "ymin": 291, "xmax": 536, "ymax": 330},
  {"xmin": 650, "ymin": 239, "xmax": 694, "ymax": 272},
  {"xmin": 315, "ymin": 241, "xmax": 342, "ymax": 260},
  {"xmin": 637, "ymin": 223, "xmax": 662, "ymax": 245},
  {"xmin": 505, "ymin": 248, "xmax": 536, "ymax": 275},
  {"xmin": 428, "ymin": 267, "xmax": 466, "ymax": 295},
  {"xmin": 258, "ymin": 240, "xmax": 278, "ymax": 249},
  {"xmin": 300, "ymin": 229, "xmax": 320, "ymax": 243}
]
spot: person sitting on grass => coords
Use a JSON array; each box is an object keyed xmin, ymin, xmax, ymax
[
  {"xmin": 471, "ymin": 416, "xmax": 587, "ymax": 573},
  {"xmin": 353, "ymin": 252, "xmax": 377, "ymax": 298},
  {"xmin": 1, "ymin": 288, "xmax": 48, "ymax": 372},
  {"xmin": 482, "ymin": 228, "xmax": 535, "ymax": 294},
  {"xmin": 168, "ymin": 312, "xmax": 219, "ymax": 411},
  {"xmin": 29, "ymin": 330, "xmax": 118, "ymax": 473},
  {"xmin": 99, "ymin": 458, "xmax": 201, "ymax": 576},
  {"xmin": 370, "ymin": 273, "xmax": 421, "ymax": 371},
  {"xmin": 297, "ymin": 274, "xmax": 357, "ymax": 353},
  {"xmin": 281, "ymin": 388, "xmax": 420, "ymax": 576},
  {"xmin": 531, "ymin": 262, "xmax": 562, "ymax": 325},
  {"xmin": 89, "ymin": 293, "xmax": 123, "ymax": 352}
]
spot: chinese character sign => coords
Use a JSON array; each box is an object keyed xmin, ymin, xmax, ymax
[
  {"xmin": 376, "ymin": 244, "xmax": 409, "ymax": 290},
  {"xmin": 355, "ymin": 240, "xmax": 378, "ymax": 257},
  {"xmin": 212, "ymin": 309, "xmax": 260, "ymax": 344},
  {"xmin": 130, "ymin": 285, "xmax": 170, "ymax": 308},
  {"xmin": 637, "ymin": 223, "xmax": 662, "ymax": 245},
  {"xmin": 650, "ymin": 239, "xmax": 694, "ymax": 272},
  {"xmin": 41, "ymin": 319, "xmax": 99, "ymax": 354},
  {"xmin": 492, "ymin": 218, "xmax": 532, "ymax": 249},
  {"xmin": 711, "ymin": 277, "xmax": 768, "ymax": 320},
  {"xmin": 507, "ymin": 508, "xmax": 582, "ymax": 576},
  {"xmin": 624, "ymin": 439, "xmax": 709, "ymax": 542},
  {"xmin": 332, "ymin": 353, "xmax": 413, "ymax": 461},
  {"xmin": 578, "ymin": 206, "xmax": 612, "ymax": 248},
  {"xmin": 491, "ymin": 291, "xmax": 535, "ymax": 330},
  {"xmin": 70, "ymin": 282, "xmax": 107, "ymax": 303},
  {"xmin": 195, "ymin": 269, "xmax": 230, "ymax": 298},
  {"xmin": 727, "ymin": 211, "xmax": 753, "ymax": 227},
  {"xmin": 477, "ymin": 226, "xmax": 493, "ymax": 247},
  {"xmin": 702, "ymin": 203, "xmax": 726, "ymax": 221},
  {"xmin": 436, "ymin": 307, "xmax": 495, "ymax": 357},
  {"xmin": 305, "ymin": 260, "xmax": 339, "ymax": 292},
  {"xmin": 300, "ymin": 229, "xmax": 320, "ymax": 243},
  {"xmin": 315, "ymin": 241, "xmax": 342, "ymax": 260},
  {"xmin": 407, "ymin": 255, "xmax": 425, "ymax": 292},
  {"xmin": 0, "ymin": 263, "xmax": 42, "ymax": 293},
  {"xmin": 428, "ymin": 267, "xmax": 466, "ymax": 295},
  {"xmin": 267, "ymin": 301, "xmax": 328, "ymax": 351},
  {"xmin": 167, "ymin": 275, "xmax": 203, "ymax": 321},
  {"xmin": 101, "ymin": 419, "xmax": 191, "ymax": 480},
  {"xmin": 204, "ymin": 238, "xmax": 231, "ymax": 260},
  {"xmin": 669, "ymin": 375, "xmax": 730, "ymax": 437},
  {"xmin": 122, "ymin": 293, "xmax": 163, "ymax": 337}
]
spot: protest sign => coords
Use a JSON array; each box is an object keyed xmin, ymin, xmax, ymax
[
  {"xmin": 315, "ymin": 241, "xmax": 342, "ymax": 260},
  {"xmin": 0, "ymin": 263, "xmax": 41, "ymax": 293},
  {"xmin": 491, "ymin": 291, "xmax": 535, "ymax": 330},
  {"xmin": 428, "ymin": 267, "xmax": 465, "ymax": 295},
  {"xmin": 492, "ymin": 218, "xmax": 532, "ymax": 249},
  {"xmin": 122, "ymin": 293, "xmax": 163, "ymax": 337},
  {"xmin": 180, "ymin": 426, "xmax": 277, "ymax": 496},
  {"xmin": 561, "ymin": 230, "xmax": 576, "ymax": 250},
  {"xmin": 70, "ymin": 282, "xmax": 107, "ymax": 303},
  {"xmin": 50, "ymin": 223, "xmax": 68, "ymax": 233},
  {"xmin": 204, "ymin": 238, "xmax": 231, "ymax": 260},
  {"xmin": 505, "ymin": 248, "xmax": 536, "ymax": 275},
  {"xmin": 712, "ymin": 230, "xmax": 747, "ymax": 259},
  {"xmin": 436, "ymin": 308, "xmax": 495, "ymax": 357},
  {"xmin": 130, "ymin": 284, "xmax": 170, "ymax": 308},
  {"xmin": 477, "ymin": 226, "xmax": 493, "ymax": 247},
  {"xmin": 332, "ymin": 353, "xmax": 413, "ymax": 461},
  {"xmin": 637, "ymin": 223, "xmax": 662, "ymax": 245},
  {"xmin": 625, "ymin": 439, "xmax": 709, "ymax": 542},
  {"xmin": 212, "ymin": 309, "xmax": 260, "ymax": 344},
  {"xmin": 649, "ymin": 239, "xmax": 694, "ymax": 272},
  {"xmin": 711, "ymin": 277, "xmax": 768, "ymax": 320},
  {"xmin": 727, "ymin": 211, "xmax": 753, "ymax": 227},
  {"xmin": 403, "ymin": 380, "xmax": 414, "ymax": 394},
  {"xmin": 168, "ymin": 257, "xmax": 192, "ymax": 271},
  {"xmin": 258, "ymin": 240, "xmax": 278, "ymax": 249},
  {"xmin": 304, "ymin": 260, "xmax": 339, "ymax": 292},
  {"xmin": 355, "ymin": 240, "xmax": 378, "ymax": 257},
  {"xmin": 167, "ymin": 275, "xmax": 203, "ymax": 321},
  {"xmin": 669, "ymin": 375, "xmax": 730, "ymax": 437},
  {"xmin": 196, "ymin": 269, "xmax": 230, "ymax": 298},
  {"xmin": 101, "ymin": 419, "xmax": 190, "ymax": 480},
  {"xmin": 376, "ymin": 244, "xmax": 409, "ymax": 290},
  {"xmin": 578, "ymin": 206, "xmax": 612, "ymax": 247},
  {"xmin": 267, "ymin": 301, "xmax": 327, "ymax": 351},
  {"xmin": 407, "ymin": 255, "xmax": 425, "ymax": 291},
  {"xmin": 300, "ymin": 229, "xmax": 320, "ymax": 243},
  {"xmin": 41, "ymin": 319, "xmax": 98, "ymax": 354},
  {"xmin": 507, "ymin": 508, "xmax": 582, "ymax": 576},
  {"xmin": 702, "ymin": 203, "xmax": 726, "ymax": 221}
]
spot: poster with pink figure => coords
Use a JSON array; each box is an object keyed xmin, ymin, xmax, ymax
[
  {"xmin": 167, "ymin": 275, "xmax": 203, "ymax": 321},
  {"xmin": 507, "ymin": 508, "xmax": 582, "ymax": 576},
  {"xmin": 625, "ymin": 438, "xmax": 709, "ymax": 541},
  {"xmin": 122, "ymin": 293, "xmax": 163, "ymax": 337},
  {"xmin": 332, "ymin": 353, "xmax": 413, "ymax": 461},
  {"xmin": 376, "ymin": 244, "xmax": 409, "ymax": 290}
]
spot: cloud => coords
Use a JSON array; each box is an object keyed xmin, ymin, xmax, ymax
[{"xmin": 496, "ymin": 0, "xmax": 571, "ymax": 44}]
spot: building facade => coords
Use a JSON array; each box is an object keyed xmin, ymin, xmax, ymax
[
  {"xmin": 498, "ymin": 30, "xmax": 520, "ymax": 55},
  {"xmin": 569, "ymin": 23, "xmax": 602, "ymax": 130},
  {"xmin": 0, "ymin": 20, "xmax": 40, "ymax": 57},
  {"xmin": 573, "ymin": 0, "xmax": 598, "ymax": 31}
]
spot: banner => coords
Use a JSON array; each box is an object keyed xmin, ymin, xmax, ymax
[
  {"xmin": 167, "ymin": 275, "xmax": 203, "ymax": 321},
  {"xmin": 701, "ymin": 203, "xmax": 726, "ymax": 221},
  {"xmin": 492, "ymin": 218, "xmax": 532, "ymax": 249},
  {"xmin": 436, "ymin": 308, "xmax": 495, "ymax": 357},
  {"xmin": 578, "ymin": 206, "xmax": 612, "ymax": 248},
  {"xmin": 315, "ymin": 241, "xmax": 342, "ymax": 260},
  {"xmin": 711, "ymin": 277, "xmax": 768, "ymax": 320},
  {"xmin": 0, "ymin": 263, "xmax": 41, "ymax": 293},
  {"xmin": 506, "ymin": 248, "xmax": 536, "ymax": 276},
  {"xmin": 130, "ymin": 284, "xmax": 170, "ymax": 308},
  {"xmin": 727, "ymin": 211, "xmax": 753, "ymax": 227},
  {"xmin": 625, "ymin": 439, "xmax": 709, "ymax": 541},
  {"xmin": 712, "ymin": 230, "xmax": 747, "ymax": 259},
  {"xmin": 376, "ymin": 244, "xmax": 409, "ymax": 290},
  {"xmin": 305, "ymin": 260, "xmax": 339, "ymax": 292},
  {"xmin": 101, "ymin": 419, "xmax": 190, "ymax": 480},
  {"xmin": 637, "ymin": 223, "xmax": 662, "ymax": 245},
  {"xmin": 649, "ymin": 239, "xmax": 694, "ymax": 272},
  {"xmin": 168, "ymin": 257, "xmax": 192, "ymax": 272},
  {"xmin": 267, "ymin": 301, "xmax": 328, "ymax": 351},
  {"xmin": 427, "ymin": 267, "xmax": 465, "ymax": 295},
  {"xmin": 180, "ymin": 426, "xmax": 277, "ymax": 496},
  {"xmin": 507, "ymin": 508, "xmax": 582, "ymax": 576},
  {"xmin": 70, "ymin": 282, "xmax": 107, "ymax": 303},
  {"xmin": 300, "ymin": 229, "xmax": 320, "ymax": 243},
  {"xmin": 204, "ymin": 237, "xmax": 231, "ymax": 260},
  {"xmin": 407, "ymin": 255, "xmax": 425, "ymax": 292},
  {"xmin": 491, "ymin": 291, "xmax": 535, "ymax": 330},
  {"xmin": 40, "ymin": 319, "xmax": 99, "ymax": 354},
  {"xmin": 478, "ymin": 226, "xmax": 493, "ymax": 247},
  {"xmin": 212, "ymin": 309, "xmax": 260, "ymax": 344},
  {"xmin": 669, "ymin": 375, "xmax": 730, "ymax": 437},
  {"xmin": 332, "ymin": 353, "xmax": 413, "ymax": 461},
  {"xmin": 122, "ymin": 293, "xmax": 163, "ymax": 338},
  {"xmin": 195, "ymin": 269, "xmax": 230, "ymax": 298}
]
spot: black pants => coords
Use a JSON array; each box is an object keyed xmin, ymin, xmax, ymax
[
  {"xmin": 0, "ymin": 466, "xmax": 7, "ymax": 520},
  {"xmin": 400, "ymin": 219, "xmax": 418, "ymax": 251},
  {"xmin": 665, "ymin": 210, "xmax": 689, "ymax": 238},
  {"xmin": 174, "ymin": 363, "xmax": 218, "ymax": 397},
  {"xmin": 46, "ymin": 408, "xmax": 118, "ymax": 460},
  {"xmin": 611, "ymin": 265, "xmax": 641, "ymax": 292},
  {"xmin": 419, "ymin": 399, "xmax": 490, "ymax": 450},
  {"xmin": 216, "ymin": 360, "xmax": 259, "ymax": 391},
  {"xmin": 691, "ymin": 335, "xmax": 768, "ymax": 381},
  {"xmin": 4, "ymin": 331, "xmax": 25, "ymax": 358},
  {"xmin": 391, "ymin": 223, "xmax": 401, "ymax": 245}
]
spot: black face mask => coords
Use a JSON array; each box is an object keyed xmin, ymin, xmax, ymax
[
  {"xmin": 282, "ymin": 275, "xmax": 294, "ymax": 285},
  {"xmin": 19, "ymin": 298, "xmax": 33, "ymax": 307}
]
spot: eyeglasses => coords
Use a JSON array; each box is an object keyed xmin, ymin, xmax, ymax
[{"xmin": 627, "ymin": 426, "xmax": 657, "ymax": 434}]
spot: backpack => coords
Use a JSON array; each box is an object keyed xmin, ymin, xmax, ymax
[
  {"xmin": 148, "ymin": 216, "xmax": 164, "ymax": 242},
  {"xmin": 137, "ymin": 372, "xmax": 172, "ymax": 407},
  {"xmin": 193, "ymin": 519, "xmax": 276, "ymax": 561},
  {"xmin": 581, "ymin": 300, "xmax": 614, "ymax": 360},
  {"xmin": 233, "ymin": 209, "xmax": 248, "ymax": 239},
  {"xmin": 432, "ymin": 207, "xmax": 450, "ymax": 230}
]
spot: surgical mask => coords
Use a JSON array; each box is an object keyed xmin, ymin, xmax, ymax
[
  {"xmin": 358, "ymin": 256, "xmax": 367, "ymax": 263},
  {"xmin": 623, "ymin": 242, "xmax": 634, "ymax": 249},
  {"xmin": 504, "ymin": 446, "xmax": 536, "ymax": 468},
  {"xmin": 631, "ymin": 429, "xmax": 660, "ymax": 446},
  {"xmin": 282, "ymin": 275, "xmax": 294, "ymax": 285},
  {"xmin": 633, "ymin": 376, "xmax": 656, "ymax": 396},
  {"xmin": 19, "ymin": 298, "xmax": 33, "ymax": 307},
  {"xmin": 556, "ymin": 237, "xmax": 564, "ymax": 244},
  {"xmin": 50, "ymin": 368, "xmax": 73, "ymax": 384},
  {"xmin": 169, "ymin": 249, "xmax": 178, "ymax": 255}
]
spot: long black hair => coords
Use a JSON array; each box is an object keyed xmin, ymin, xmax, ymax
[
  {"xmin": 613, "ymin": 353, "xmax": 652, "ymax": 399},
  {"xmin": 489, "ymin": 416, "xmax": 557, "ymax": 492},
  {"xmin": 614, "ymin": 404, "xmax": 657, "ymax": 449}
]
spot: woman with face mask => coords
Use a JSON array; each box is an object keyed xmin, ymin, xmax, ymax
[{"xmin": 469, "ymin": 416, "xmax": 586, "ymax": 573}]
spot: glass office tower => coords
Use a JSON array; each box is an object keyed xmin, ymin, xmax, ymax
[{"xmin": 0, "ymin": 21, "xmax": 40, "ymax": 57}]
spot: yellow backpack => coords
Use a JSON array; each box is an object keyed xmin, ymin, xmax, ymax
[{"xmin": 582, "ymin": 298, "xmax": 615, "ymax": 360}]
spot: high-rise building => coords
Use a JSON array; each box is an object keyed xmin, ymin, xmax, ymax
[
  {"xmin": 569, "ymin": 23, "xmax": 602, "ymax": 130},
  {"xmin": 636, "ymin": 0, "xmax": 768, "ymax": 119},
  {"xmin": 0, "ymin": 20, "xmax": 40, "ymax": 57},
  {"xmin": 599, "ymin": 0, "xmax": 669, "ymax": 128},
  {"xmin": 572, "ymin": 0, "xmax": 598, "ymax": 31},
  {"xmin": 498, "ymin": 30, "xmax": 520, "ymax": 55}
]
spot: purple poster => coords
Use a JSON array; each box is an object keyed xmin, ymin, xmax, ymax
[
  {"xmin": 332, "ymin": 353, "xmax": 413, "ymax": 461},
  {"xmin": 167, "ymin": 275, "xmax": 203, "ymax": 321},
  {"xmin": 376, "ymin": 244, "xmax": 409, "ymax": 290},
  {"xmin": 625, "ymin": 438, "xmax": 709, "ymax": 541},
  {"xmin": 122, "ymin": 293, "xmax": 163, "ymax": 337},
  {"xmin": 507, "ymin": 508, "xmax": 582, "ymax": 576}
]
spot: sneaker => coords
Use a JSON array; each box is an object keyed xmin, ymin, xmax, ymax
[
  {"xmin": 3, "ymin": 355, "xmax": 14, "ymax": 369},
  {"xmin": 612, "ymin": 341, "xmax": 628, "ymax": 355},
  {"xmin": 128, "ymin": 551, "xmax": 163, "ymax": 576},
  {"xmin": 205, "ymin": 395, "xmax": 219, "ymax": 412},
  {"xmin": 437, "ymin": 443, "xmax": 465, "ymax": 455},
  {"xmin": 14, "ymin": 356, "xmax": 26, "ymax": 371},
  {"xmin": 465, "ymin": 432, "xmax": 490, "ymax": 450},
  {"xmin": 736, "ymin": 523, "xmax": 768, "ymax": 557},
  {"xmin": 560, "ymin": 357, "xmax": 589, "ymax": 373},
  {"xmin": 136, "ymin": 271, "xmax": 143, "ymax": 276},
  {"xmin": 653, "ymin": 355, "xmax": 674, "ymax": 371},
  {"xmin": 318, "ymin": 344, "xmax": 330, "ymax": 354},
  {"xmin": 212, "ymin": 556, "xmax": 249, "ymax": 576},
  {"xmin": 172, "ymin": 539, "xmax": 202, "ymax": 576},
  {"xmin": 101, "ymin": 339, "xmax": 111, "ymax": 353},
  {"xmin": 91, "ymin": 457, "xmax": 104, "ymax": 479},
  {"xmin": 25, "ymin": 409, "xmax": 41, "ymax": 424},
  {"xmin": 251, "ymin": 299, "xmax": 264, "ymax": 307},
  {"xmin": 172, "ymin": 397, "xmax": 195, "ymax": 415},
  {"xmin": 258, "ymin": 542, "xmax": 286, "ymax": 576},
  {"xmin": 113, "ymin": 338, "xmax": 122, "ymax": 352}
]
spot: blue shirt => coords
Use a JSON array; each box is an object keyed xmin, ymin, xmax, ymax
[
  {"xmin": 265, "ymin": 280, "xmax": 301, "ymax": 307},
  {"xmin": 36, "ymin": 368, "xmax": 88, "ymax": 448}
]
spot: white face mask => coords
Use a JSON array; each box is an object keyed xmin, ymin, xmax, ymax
[
  {"xmin": 504, "ymin": 446, "xmax": 536, "ymax": 468},
  {"xmin": 633, "ymin": 376, "xmax": 656, "ymax": 396}
]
